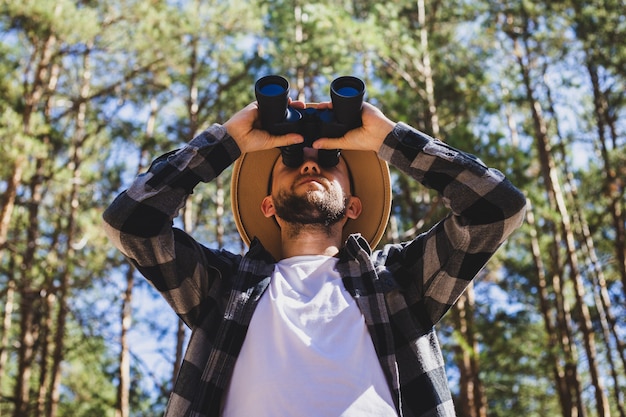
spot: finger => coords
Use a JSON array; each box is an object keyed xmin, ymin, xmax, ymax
[
  {"xmin": 315, "ymin": 101, "xmax": 333, "ymax": 110},
  {"xmin": 312, "ymin": 136, "xmax": 350, "ymax": 150},
  {"xmin": 289, "ymin": 99, "xmax": 306, "ymax": 109},
  {"xmin": 267, "ymin": 133, "xmax": 304, "ymax": 149}
]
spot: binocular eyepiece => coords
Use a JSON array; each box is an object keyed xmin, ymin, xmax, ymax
[{"xmin": 254, "ymin": 75, "xmax": 365, "ymax": 168}]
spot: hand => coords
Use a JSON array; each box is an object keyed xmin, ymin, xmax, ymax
[
  {"xmin": 312, "ymin": 102, "xmax": 396, "ymax": 153},
  {"xmin": 224, "ymin": 100, "xmax": 305, "ymax": 154}
]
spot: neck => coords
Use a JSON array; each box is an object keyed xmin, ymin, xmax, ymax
[{"xmin": 278, "ymin": 223, "xmax": 343, "ymax": 259}]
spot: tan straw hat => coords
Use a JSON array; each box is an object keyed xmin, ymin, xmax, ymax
[{"xmin": 231, "ymin": 112, "xmax": 392, "ymax": 260}]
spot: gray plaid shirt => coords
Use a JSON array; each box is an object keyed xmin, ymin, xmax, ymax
[{"xmin": 103, "ymin": 122, "xmax": 526, "ymax": 417}]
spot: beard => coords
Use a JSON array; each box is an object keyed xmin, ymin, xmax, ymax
[{"xmin": 272, "ymin": 183, "xmax": 350, "ymax": 230}]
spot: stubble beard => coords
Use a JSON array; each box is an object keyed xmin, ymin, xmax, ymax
[{"xmin": 272, "ymin": 186, "xmax": 350, "ymax": 237}]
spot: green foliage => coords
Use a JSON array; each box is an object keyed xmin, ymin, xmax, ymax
[
  {"xmin": 55, "ymin": 328, "xmax": 118, "ymax": 417},
  {"xmin": 477, "ymin": 308, "xmax": 561, "ymax": 416},
  {"xmin": 0, "ymin": 0, "xmax": 624, "ymax": 416},
  {"xmin": 260, "ymin": 0, "xmax": 368, "ymax": 80}
]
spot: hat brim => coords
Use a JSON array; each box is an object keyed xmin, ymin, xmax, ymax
[{"xmin": 231, "ymin": 146, "xmax": 391, "ymax": 260}]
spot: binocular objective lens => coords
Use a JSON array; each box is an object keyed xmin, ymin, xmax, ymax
[
  {"xmin": 335, "ymin": 86, "xmax": 360, "ymax": 97},
  {"xmin": 259, "ymin": 84, "xmax": 285, "ymax": 96}
]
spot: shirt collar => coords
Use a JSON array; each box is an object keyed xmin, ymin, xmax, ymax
[{"xmin": 247, "ymin": 234, "xmax": 373, "ymax": 264}]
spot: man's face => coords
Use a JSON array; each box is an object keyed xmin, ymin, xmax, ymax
[{"xmin": 264, "ymin": 148, "xmax": 355, "ymax": 228}]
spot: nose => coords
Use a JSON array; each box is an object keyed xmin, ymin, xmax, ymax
[{"xmin": 299, "ymin": 148, "xmax": 321, "ymax": 175}]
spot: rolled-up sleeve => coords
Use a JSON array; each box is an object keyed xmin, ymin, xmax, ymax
[
  {"xmin": 379, "ymin": 122, "xmax": 526, "ymax": 325},
  {"xmin": 102, "ymin": 124, "xmax": 242, "ymax": 326}
]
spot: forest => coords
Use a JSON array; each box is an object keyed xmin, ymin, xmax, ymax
[{"xmin": 0, "ymin": 0, "xmax": 624, "ymax": 416}]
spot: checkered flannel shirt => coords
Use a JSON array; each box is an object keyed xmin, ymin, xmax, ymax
[{"xmin": 103, "ymin": 122, "xmax": 526, "ymax": 417}]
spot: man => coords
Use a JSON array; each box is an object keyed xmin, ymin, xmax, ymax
[{"xmin": 103, "ymin": 96, "xmax": 526, "ymax": 417}]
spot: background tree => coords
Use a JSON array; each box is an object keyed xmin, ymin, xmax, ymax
[{"xmin": 0, "ymin": 0, "xmax": 624, "ymax": 416}]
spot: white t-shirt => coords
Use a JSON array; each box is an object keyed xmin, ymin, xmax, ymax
[{"xmin": 222, "ymin": 255, "xmax": 398, "ymax": 417}]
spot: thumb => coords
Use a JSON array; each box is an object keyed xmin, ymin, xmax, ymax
[
  {"xmin": 313, "ymin": 129, "xmax": 372, "ymax": 152},
  {"xmin": 266, "ymin": 133, "xmax": 305, "ymax": 150}
]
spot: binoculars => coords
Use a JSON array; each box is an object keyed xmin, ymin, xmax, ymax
[{"xmin": 255, "ymin": 75, "xmax": 365, "ymax": 167}]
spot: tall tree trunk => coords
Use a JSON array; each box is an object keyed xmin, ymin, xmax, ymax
[
  {"xmin": 588, "ymin": 62, "xmax": 626, "ymax": 296},
  {"xmin": 584, "ymin": 62, "xmax": 626, "ymax": 417},
  {"xmin": 510, "ymin": 28, "xmax": 610, "ymax": 417},
  {"xmin": 115, "ymin": 266, "xmax": 134, "ymax": 417},
  {"xmin": 0, "ymin": 157, "xmax": 26, "ymax": 250},
  {"xmin": 172, "ymin": 319, "xmax": 186, "ymax": 392},
  {"xmin": 2, "ymin": 1, "xmax": 59, "ymax": 247},
  {"xmin": 35, "ymin": 57, "xmax": 61, "ymax": 417},
  {"xmin": 294, "ymin": 1, "xmax": 306, "ymax": 102},
  {"xmin": 569, "ymin": 0, "xmax": 626, "ymax": 300},
  {"xmin": 14, "ymin": 291, "xmax": 40, "ymax": 417},
  {"xmin": 11, "ymin": 6, "xmax": 62, "ymax": 411},
  {"xmin": 46, "ymin": 43, "xmax": 91, "ymax": 417},
  {"xmin": 523, "ymin": 85, "xmax": 584, "ymax": 417},
  {"xmin": 36, "ymin": 292, "xmax": 54, "ymax": 417},
  {"xmin": 0, "ymin": 278, "xmax": 15, "ymax": 384},
  {"xmin": 526, "ymin": 200, "xmax": 579, "ymax": 417},
  {"xmin": 545, "ymin": 71, "xmax": 626, "ymax": 417},
  {"xmin": 416, "ymin": 0, "xmax": 439, "ymax": 137},
  {"xmin": 13, "ymin": 156, "xmax": 47, "ymax": 417},
  {"xmin": 46, "ymin": 142, "xmax": 74, "ymax": 417},
  {"xmin": 453, "ymin": 284, "xmax": 486, "ymax": 417}
]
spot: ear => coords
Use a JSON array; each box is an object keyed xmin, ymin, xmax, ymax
[
  {"xmin": 346, "ymin": 196, "xmax": 362, "ymax": 220},
  {"xmin": 261, "ymin": 196, "xmax": 276, "ymax": 218}
]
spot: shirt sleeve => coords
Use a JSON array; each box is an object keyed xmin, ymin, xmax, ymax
[
  {"xmin": 102, "ymin": 124, "xmax": 242, "ymax": 327},
  {"xmin": 378, "ymin": 122, "xmax": 527, "ymax": 326}
]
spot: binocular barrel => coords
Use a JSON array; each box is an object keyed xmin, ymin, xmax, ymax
[
  {"xmin": 254, "ymin": 75, "xmax": 292, "ymax": 130},
  {"xmin": 254, "ymin": 75, "xmax": 365, "ymax": 167},
  {"xmin": 330, "ymin": 76, "xmax": 365, "ymax": 128}
]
